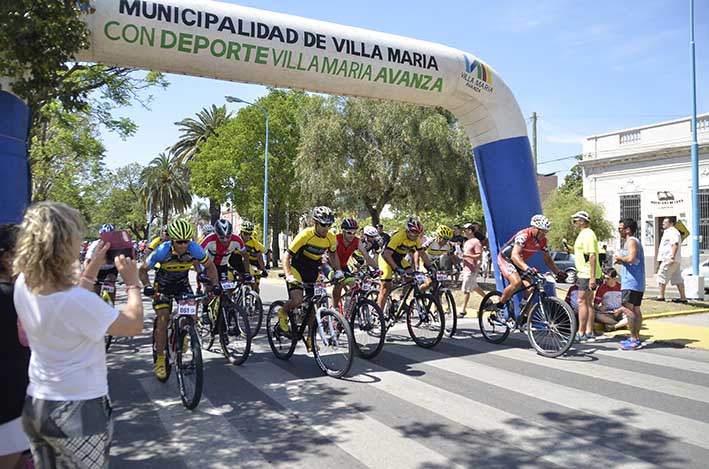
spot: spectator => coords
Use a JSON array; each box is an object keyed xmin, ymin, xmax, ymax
[
  {"xmin": 376, "ymin": 223, "xmax": 391, "ymax": 247},
  {"xmin": 13, "ymin": 202, "xmax": 144, "ymax": 467},
  {"xmin": 599, "ymin": 244, "xmax": 608, "ymax": 268},
  {"xmin": 0, "ymin": 224, "xmax": 32, "ymax": 469},
  {"xmin": 460, "ymin": 223, "xmax": 485, "ymax": 317},
  {"xmin": 572, "ymin": 210, "xmax": 601, "ymax": 343},
  {"xmin": 655, "ymin": 217, "xmax": 687, "ymax": 303},
  {"xmin": 614, "ymin": 218, "xmax": 646, "ymax": 350},
  {"xmin": 564, "ymin": 284, "xmax": 579, "ymax": 314},
  {"xmin": 594, "ymin": 268, "xmax": 625, "ymax": 331},
  {"xmin": 481, "ymin": 245, "xmax": 491, "ymax": 279}
]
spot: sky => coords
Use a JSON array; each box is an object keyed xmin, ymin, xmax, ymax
[{"xmin": 99, "ymin": 0, "xmax": 709, "ymax": 182}]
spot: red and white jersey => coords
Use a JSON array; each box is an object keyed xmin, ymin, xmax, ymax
[{"xmin": 200, "ymin": 233, "xmax": 245, "ymax": 266}]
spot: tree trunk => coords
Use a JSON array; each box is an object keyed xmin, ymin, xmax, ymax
[
  {"xmin": 271, "ymin": 208, "xmax": 281, "ymax": 267},
  {"xmin": 162, "ymin": 197, "xmax": 169, "ymax": 226},
  {"xmin": 209, "ymin": 198, "xmax": 220, "ymax": 224},
  {"xmin": 366, "ymin": 205, "xmax": 381, "ymax": 226}
]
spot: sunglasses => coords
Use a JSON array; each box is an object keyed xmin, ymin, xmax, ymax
[
  {"xmin": 343, "ymin": 230, "xmax": 356, "ymax": 235},
  {"xmin": 174, "ymin": 239, "xmax": 190, "ymax": 245},
  {"xmin": 317, "ymin": 222, "xmax": 332, "ymax": 228},
  {"xmin": 442, "ymin": 237, "xmax": 451, "ymax": 241}
]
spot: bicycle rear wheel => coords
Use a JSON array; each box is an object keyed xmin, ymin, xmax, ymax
[
  {"xmin": 477, "ymin": 291, "xmax": 511, "ymax": 344},
  {"xmin": 527, "ymin": 296, "xmax": 577, "ymax": 358},
  {"xmin": 406, "ymin": 293, "xmax": 445, "ymax": 348},
  {"xmin": 311, "ymin": 309, "xmax": 354, "ymax": 378},
  {"xmin": 243, "ymin": 291, "xmax": 264, "ymax": 338},
  {"xmin": 151, "ymin": 317, "xmax": 171, "ymax": 382},
  {"xmin": 350, "ymin": 298, "xmax": 386, "ymax": 359},
  {"xmin": 266, "ymin": 300, "xmax": 298, "ymax": 360},
  {"xmin": 219, "ymin": 301, "xmax": 252, "ymax": 365},
  {"xmin": 176, "ymin": 321, "xmax": 203, "ymax": 409},
  {"xmin": 440, "ymin": 289, "xmax": 457, "ymax": 337}
]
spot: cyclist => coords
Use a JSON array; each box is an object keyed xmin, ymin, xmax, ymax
[
  {"xmin": 200, "ymin": 219, "xmax": 251, "ymax": 285},
  {"xmin": 330, "ymin": 218, "xmax": 379, "ymax": 308},
  {"xmin": 376, "ymin": 217, "xmax": 436, "ymax": 311},
  {"xmin": 421, "ymin": 224, "xmax": 454, "ymax": 270},
  {"xmin": 139, "ymin": 219, "xmax": 219, "ymax": 380},
  {"xmin": 352, "ymin": 225, "xmax": 383, "ymax": 268},
  {"xmin": 278, "ymin": 206, "xmax": 342, "ymax": 350},
  {"xmin": 84, "ymin": 224, "xmax": 119, "ymax": 304},
  {"xmin": 198, "ymin": 223, "xmax": 215, "ymax": 243},
  {"xmin": 495, "ymin": 214, "xmax": 566, "ymax": 309},
  {"xmin": 236, "ymin": 221, "xmax": 268, "ymax": 293}
]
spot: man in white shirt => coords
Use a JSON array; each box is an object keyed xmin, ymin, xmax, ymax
[{"xmin": 655, "ymin": 217, "xmax": 687, "ymax": 303}]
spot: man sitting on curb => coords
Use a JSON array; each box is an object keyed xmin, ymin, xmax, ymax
[{"xmin": 594, "ymin": 268, "xmax": 626, "ymax": 332}]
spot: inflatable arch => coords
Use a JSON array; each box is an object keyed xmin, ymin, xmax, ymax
[{"xmin": 0, "ymin": 0, "xmax": 544, "ymax": 289}]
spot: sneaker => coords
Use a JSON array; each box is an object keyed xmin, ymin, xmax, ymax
[
  {"xmin": 277, "ymin": 309, "xmax": 290, "ymax": 332},
  {"xmin": 458, "ymin": 310, "xmax": 467, "ymax": 318},
  {"xmin": 575, "ymin": 333, "xmax": 587, "ymax": 343},
  {"xmin": 585, "ymin": 334, "xmax": 596, "ymax": 343},
  {"xmin": 305, "ymin": 336, "xmax": 320, "ymax": 353},
  {"xmin": 620, "ymin": 339, "xmax": 643, "ymax": 350},
  {"xmin": 154, "ymin": 355, "xmax": 167, "ymax": 380}
]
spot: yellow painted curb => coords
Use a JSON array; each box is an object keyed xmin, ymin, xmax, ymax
[
  {"xmin": 644, "ymin": 308, "xmax": 709, "ymax": 320},
  {"xmin": 603, "ymin": 321, "xmax": 709, "ymax": 350}
]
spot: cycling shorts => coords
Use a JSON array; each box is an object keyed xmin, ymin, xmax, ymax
[
  {"xmin": 497, "ymin": 253, "xmax": 535, "ymax": 282},
  {"xmin": 378, "ymin": 254, "xmax": 412, "ymax": 282}
]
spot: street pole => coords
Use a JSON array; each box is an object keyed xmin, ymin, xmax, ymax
[
  {"xmin": 531, "ymin": 112, "xmax": 538, "ymax": 173},
  {"xmin": 147, "ymin": 192, "xmax": 153, "ymax": 241},
  {"xmin": 225, "ymin": 95, "xmax": 269, "ymax": 249},
  {"xmin": 690, "ymin": 0, "xmax": 699, "ymax": 275}
]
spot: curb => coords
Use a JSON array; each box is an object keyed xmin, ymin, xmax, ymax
[{"xmin": 643, "ymin": 308, "xmax": 709, "ymax": 321}]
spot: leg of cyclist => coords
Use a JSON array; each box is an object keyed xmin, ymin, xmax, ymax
[
  {"xmin": 376, "ymin": 254, "xmax": 394, "ymax": 311},
  {"xmin": 278, "ymin": 268, "xmax": 305, "ymax": 332},
  {"xmin": 153, "ymin": 295, "xmax": 171, "ymax": 380}
]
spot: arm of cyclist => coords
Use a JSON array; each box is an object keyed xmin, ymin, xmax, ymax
[
  {"xmin": 419, "ymin": 250, "xmax": 436, "ymax": 272},
  {"xmin": 542, "ymin": 250, "xmax": 562, "ymax": 275},
  {"xmin": 106, "ymin": 255, "xmax": 144, "ymax": 337},
  {"xmin": 510, "ymin": 244, "xmax": 534, "ymax": 275},
  {"xmin": 204, "ymin": 258, "xmax": 219, "ymax": 288},
  {"xmin": 357, "ymin": 238, "xmax": 379, "ymax": 270},
  {"xmin": 282, "ymin": 250, "xmax": 297, "ymax": 283}
]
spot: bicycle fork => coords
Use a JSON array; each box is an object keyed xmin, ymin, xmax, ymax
[{"xmin": 315, "ymin": 307, "xmax": 338, "ymax": 347}]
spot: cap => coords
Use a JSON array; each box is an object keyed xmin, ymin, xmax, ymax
[
  {"xmin": 462, "ymin": 223, "xmax": 475, "ymax": 230},
  {"xmin": 571, "ymin": 210, "xmax": 591, "ymax": 222}
]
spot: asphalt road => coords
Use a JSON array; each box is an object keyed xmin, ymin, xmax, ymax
[{"xmin": 104, "ymin": 276, "xmax": 709, "ymax": 468}]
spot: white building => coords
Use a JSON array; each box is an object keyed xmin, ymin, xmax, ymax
[{"xmin": 580, "ymin": 113, "xmax": 709, "ymax": 269}]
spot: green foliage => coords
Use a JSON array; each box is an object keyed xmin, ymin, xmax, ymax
[
  {"xmin": 559, "ymin": 156, "xmax": 583, "ymax": 195},
  {"xmin": 140, "ymin": 153, "xmax": 192, "ymax": 226},
  {"xmin": 543, "ymin": 188, "xmax": 614, "ymax": 250},
  {"xmin": 296, "ymin": 97, "xmax": 477, "ymax": 225}
]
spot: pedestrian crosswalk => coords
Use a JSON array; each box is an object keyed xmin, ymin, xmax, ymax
[{"xmin": 106, "ymin": 315, "xmax": 709, "ymax": 468}]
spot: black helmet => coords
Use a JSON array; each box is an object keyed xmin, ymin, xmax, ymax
[
  {"xmin": 341, "ymin": 218, "xmax": 358, "ymax": 230},
  {"xmin": 214, "ymin": 219, "xmax": 233, "ymax": 239}
]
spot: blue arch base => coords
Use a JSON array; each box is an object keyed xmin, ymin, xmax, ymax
[
  {"xmin": 0, "ymin": 90, "xmax": 31, "ymax": 223},
  {"xmin": 474, "ymin": 135, "xmax": 555, "ymax": 299}
]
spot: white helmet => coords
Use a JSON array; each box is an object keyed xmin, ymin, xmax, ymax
[
  {"xmin": 202, "ymin": 224, "xmax": 214, "ymax": 235},
  {"xmin": 530, "ymin": 214, "xmax": 551, "ymax": 231},
  {"xmin": 363, "ymin": 225, "xmax": 378, "ymax": 237}
]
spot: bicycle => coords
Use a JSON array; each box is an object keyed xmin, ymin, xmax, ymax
[
  {"xmin": 266, "ymin": 274, "xmax": 355, "ymax": 378},
  {"xmin": 379, "ymin": 271, "xmax": 446, "ymax": 349},
  {"xmin": 197, "ymin": 278, "xmax": 251, "ymax": 365},
  {"xmin": 151, "ymin": 292, "xmax": 206, "ymax": 409},
  {"xmin": 429, "ymin": 270, "xmax": 458, "ymax": 338},
  {"xmin": 477, "ymin": 272, "xmax": 577, "ymax": 358},
  {"xmin": 338, "ymin": 270, "xmax": 386, "ymax": 359},
  {"xmin": 231, "ymin": 270, "xmax": 264, "ymax": 338},
  {"xmin": 100, "ymin": 280, "xmax": 116, "ymax": 351}
]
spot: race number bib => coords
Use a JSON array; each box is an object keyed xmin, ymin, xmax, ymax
[
  {"xmin": 177, "ymin": 299, "xmax": 197, "ymax": 316},
  {"xmin": 220, "ymin": 281, "xmax": 236, "ymax": 290},
  {"xmin": 315, "ymin": 287, "xmax": 328, "ymax": 296},
  {"xmin": 100, "ymin": 283, "xmax": 115, "ymax": 293},
  {"xmin": 414, "ymin": 272, "xmax": 426, "ymax": 284},
  {"xmin": 436, "ymin": 272, "xmax": 448, "ymax": 281}
]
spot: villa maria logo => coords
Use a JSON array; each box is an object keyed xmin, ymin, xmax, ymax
[{"xmin": 462, "ymin": 55, "xmax": 493, "ymax": 94}]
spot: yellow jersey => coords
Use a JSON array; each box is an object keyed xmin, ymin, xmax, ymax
[
  {"xmin": 287, "ymin": 227, "xmax": 337, "ymax": 268},
  {"xmin": 244, "ymin": 238, "xmax": 265, "ymax": 265},
  {"xmin": 385, "ymin": 229, "xmax": 423, "ymax": 262}
]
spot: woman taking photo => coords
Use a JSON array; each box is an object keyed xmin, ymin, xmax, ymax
[{"xmin": 13, "ymin": 202, "xmax": 144, "ymax": 468}]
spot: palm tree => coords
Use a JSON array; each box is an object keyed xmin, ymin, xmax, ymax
[
  {"xmin": 188, "ymin": 201, "xmax": 210, "ymax": 225},
  {"xmin": 172, "ymin": 104, "xmax": 232, "ymax": 223},
  {"xmin": 140, "ymin": 152, "xmax": 192, "ymax": 226}
]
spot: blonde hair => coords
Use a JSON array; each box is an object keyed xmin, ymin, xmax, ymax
[{"xmin": 13, "ymin": 201, "xmax": 85, "ymax": 290}]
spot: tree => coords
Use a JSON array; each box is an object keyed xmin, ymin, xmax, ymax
[
  {"xmin": 559, "ymin": 156, "xmax": 583, "ymax": 195},
  {"xmin": 92, "ymin": 163, "xmax": 155, "ymax": 240},
  {"xmin": 297, "ymin": 97, "xmax": 477, "ymax": 225},
  {"xmin": 140, "ymin": 153, "xmax": 192, "ymax": 226},
  {"xmin": 190, "ymin": 89, "xmax": 310, "ymax": 260},
  {"xmin": 172, "ymin": 105, "xmax": 232, "ymax": 223},
  {"xmin": 543, "ymin": 189, "xmax": 614, "ymax": 250}
]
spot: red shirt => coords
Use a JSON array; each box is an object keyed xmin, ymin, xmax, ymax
[
  {"xmin": 200, "ymin": 233, "xmax": 245, "ymax": 266},
  {"xmin": 336, "ymin": 233, "xmax": 359, "ymax": 267},
  {"xmin": 499, "ymin": 227, "xmax": 549, "ymax": 262}
]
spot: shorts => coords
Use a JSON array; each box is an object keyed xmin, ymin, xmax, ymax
[
  {"xmin": 95, "ymin": 267, "xmax": 118, "ymax": 285},
  {"xmin": 621, "ymin": 289, "xmax": 644, "ymax": 307},
  {"xmin": 153, "ymin": 272, "xmax": 192, "ymax": 310},
  {"xmin": 497, "ymin": 254, "xmax": 534, "ymax": 282},
  {"xmin": 576, "ymin": 278, "xmax": 593, "ymax": 292},
  {"xmin": 287, "ymin": 263, "xmax": 318, "ymax": 296},
  {"xmin": 0, "ymin": 416, "xmax": 30, "ymax": 456},
  {"xmin": 460, "ymin": 271, "xmax": 479, "ymax": 293},
  {"xmin": 378, "ymin": 253, "xmax": 412, "ymax": 281},
  {"xmin": 22, "ymin": 395, "xmax": 112, "ymax": 469},
  {"xmin": 656, "ymin": 261, "xmax": 683, "ymax": 286}
]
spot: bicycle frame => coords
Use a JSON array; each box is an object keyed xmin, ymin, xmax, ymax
[
  {"xmin": 500, "ymin": 275, "xmax": 550, "ymax": 327},
  {"xmin": 386, "ymin": 272, "xmax": 429, "ymax": 321}
]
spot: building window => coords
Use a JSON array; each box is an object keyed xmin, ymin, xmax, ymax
[
  {"xmin": 698, "ymin": 117, "xmax": 709, "ymax": 133},
  {"xmin": 620, "ymin": 194, "xmax": 641, "ymax": 223},
  {"xmin": 700, "ymin": 189, "xmax": 709, "ymax": 250}
]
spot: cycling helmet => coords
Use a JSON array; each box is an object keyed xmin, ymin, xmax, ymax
[
  {"xmin": 201, "ymin": 224, "xmax": 214, "ymax": 235},
  {"xmin": 240, "ymin": 220, "xmax": 255, "ymax": 234},
  {"xmin": 161, "ymin": 224, "xmax": 169, "ymax": 234},
  {"xmin": 99, "ymin": 223, "xmax": 115, "ymax": 234},
  {"xmin": 312, "ymin": 206, "xmax": 335, "ymax": 225},
  {"xmin": 405, "ymin": 217, "xmax": 424, "ymax": 235},
  {"xmin": 341, "ymin": 218, "xmax": 358, "ymax": 230},
  {"xmin": 363, "ymin": 225, "xmax": 378, "ymax": 237},
  {"xmin": 530, "ymin": 214, "xmax": 552, "ymax": 231},
  {"xmin": 167, "ymin": 219, "xmax": 194, "ymax": 241},
  {"xmin": 214, "ymin": 219, "xmax": 233, "ymax": 239},
  {"xmin": 436, "ymin": 224, "xmax": 453, "ymax": 239}
]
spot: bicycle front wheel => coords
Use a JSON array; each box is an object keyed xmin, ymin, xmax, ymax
[
  {"xmin": 406, "ymin": 293, "xmax": 445, "ymax": 348},
  {"xmin": 176, "ymin": 321, "xmax": 203, "ymax": 409},
  {"xmin": 527, "ymin": 296, "xmax": 577, "ymax": 358},
  {"xmin": 311, "ymin": 309, "xmax": 354, "ymax": 378},
  {"xmin": 440, "ymin": 289, "xmax": 457, "ymax": 338},
  {"xmin": 477, "ymin": 291, "xmax": 511, "ymax": 344},
  {"xmin": 219, "ymin": 301, "xmax": 252, "ymax": 365},
  {"xmin": 266, "ymin": 301, "xmax": 298, "ymax": 360},
  {"xmin": 350, "ymin": 298, "xmax": 386, "ymax": 359}
]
